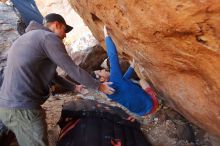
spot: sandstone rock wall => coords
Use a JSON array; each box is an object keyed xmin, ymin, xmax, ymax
[{"xmin": 68, "ymin": 0, "xmax": 220, "ymax": 137}]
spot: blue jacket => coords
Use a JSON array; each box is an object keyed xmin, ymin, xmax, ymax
[{"xmin": 106, "ymin": 36, "xmax": 153, "ymax": 116}]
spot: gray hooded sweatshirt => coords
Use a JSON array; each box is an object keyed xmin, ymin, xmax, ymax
[{"xmin": 0, "ymin": 21, "xmax": 99, "ymax": 109}]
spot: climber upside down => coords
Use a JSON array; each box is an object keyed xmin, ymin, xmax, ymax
[{"xmin": 93, "ymin": 26, "xmax": 159, "ymax": 116}]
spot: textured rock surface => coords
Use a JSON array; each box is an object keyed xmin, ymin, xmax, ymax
[
  {"xmin": 69, "ymin": 45, "xmax": 106, "ymax": 73},
  {"xmin": 0, "ymin": 2, "xmax": 19, "ymax": 59},
  {"xmin": 68, "ymin": 0, "xmax": 220, "ymax": 137},
  {"xmin": 68, "ymin": 33, "xmax": 107, "ymax": 73},
  {"xmin": 0, "ymin": 2, "xmax": 19, "ymax": 82}
]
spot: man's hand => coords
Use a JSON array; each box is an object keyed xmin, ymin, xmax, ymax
[
  {"xmin": 98, "ymin": 82, "xmax": 115, "ymax": 95},
  {"xmin": 104, "ymin": 25, "xmax": 109, "ymax": 37},
  {"xmin": 74, "ymin": 85, "xmax": 88, "ymax": 94}
]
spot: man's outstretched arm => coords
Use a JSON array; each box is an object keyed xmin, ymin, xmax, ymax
[{"xmin": 43, "ymin": 33, "xmax": 114, "ymax": 95}]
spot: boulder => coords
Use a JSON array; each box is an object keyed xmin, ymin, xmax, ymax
[
  {"xmin": 69, "ymin": 44, "xmax": 106, "ymax": 73},
  {"xmin": 69, "ymin": 33, "xmax": 107, "ymax": 73},
  {"xmin": 68, "ymin": 0, "xmax": 220, "ymax": 137},
  {"xmin": 0, "ymin": 2, "xmax": 19, "ymax": 85},
  {"xmin": 0, "ymin": 2, "xmax": 19, "ymax": 59}
]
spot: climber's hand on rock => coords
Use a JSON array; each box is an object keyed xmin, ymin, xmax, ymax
[
  {"xmin": 129, "ymin": 58, "xmax": 135, "ymax": 68},
  {"xmin": 104, "ymin": 25, "xmax": 109, "ymax": 37}
]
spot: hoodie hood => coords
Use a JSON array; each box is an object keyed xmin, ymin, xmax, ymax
[{"xmin": 25, "ymin": 21, "xmax": 51, "ymax": 33}]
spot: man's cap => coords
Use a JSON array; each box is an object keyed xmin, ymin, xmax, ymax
[{"xmin": 44, "ymin": 13, "xmax": 73, "ymax": 33}]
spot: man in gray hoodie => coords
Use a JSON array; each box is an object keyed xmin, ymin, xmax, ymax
[{"xmin": 0, "ymin": 13, "xmax": 114, "ymax": 146}]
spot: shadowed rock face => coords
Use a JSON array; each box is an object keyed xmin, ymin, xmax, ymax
[{"xmin": 68, "ymin": 0, "xmax": 220, "ymax": 137}]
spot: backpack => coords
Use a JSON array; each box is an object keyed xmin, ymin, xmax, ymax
[{"xmin": 57, "ymin": 99, "xmax": 152, "ymax": 146}]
